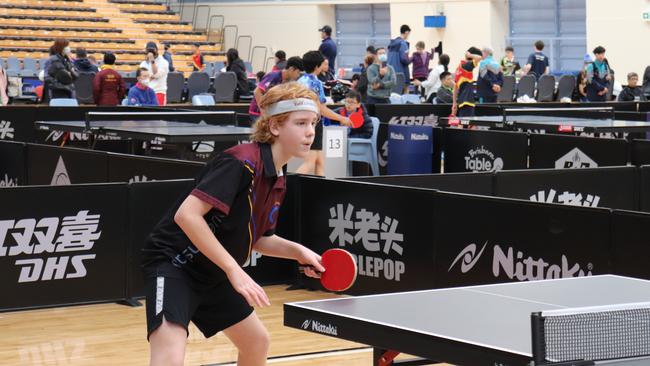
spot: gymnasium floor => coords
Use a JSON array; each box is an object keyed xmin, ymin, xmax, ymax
[{"xmin": 0, "ymin": 285, "xmax": 440, "ymax": 365}]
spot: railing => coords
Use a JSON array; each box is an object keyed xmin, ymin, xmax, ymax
[
  {"xmin": 264, "ymin": 57, "xmax": 275, "ymax": 73},
  {"xmin": 207, "ymin": 15, "xmax": 225, "ymax": 43},
  {"xmin": 250, "ymin": 46, "xmax": 267, "ymax": 74},
  {"xmin": 222, "ymin": 25, "xmax": 238, "ymax": 51},
  {"xmin": 236, "ymin": 35, "xmax": 252, "ymax": 61},
  {"xmin": 192, "ymin": 5, "xmax": 211, "ymax": 32}
]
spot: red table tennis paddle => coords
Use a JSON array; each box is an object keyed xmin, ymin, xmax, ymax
[
  {"xmin": 447, "ymin": 115, "xmax": 461, "ymax": 127},
  {"xmin": 302, "ymin": 248, "xmax": 358, "ymax": 292},
  {"xmin": 349, "ymin": 113, "xmax": 364, "ymax": 129}
]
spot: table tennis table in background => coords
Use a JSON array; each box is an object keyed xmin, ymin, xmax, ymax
[
  {"xmin": 443, "ymin": 107, "xmax": 650, "ymax": 133},
  {"xmin": 284, "ymin": 275, "xmax": 650, "ymax": 366},
  {"xmin": 35, "ymin": 111, "xmax": 251, "ymax": 156}
]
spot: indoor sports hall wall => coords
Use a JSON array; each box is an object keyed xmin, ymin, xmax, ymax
[
  {"xmin": 586, "ymin": 0, "xmax": 650, "ymax": 78},
  {"xmin": 191, "ymin": 0, "xmax": 507, "ymax": 71}
]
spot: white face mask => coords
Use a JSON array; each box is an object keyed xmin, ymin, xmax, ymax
[
  {"xmin": 63, "ymin": 47, "xmax": 71, "ymax": 54},
  {"xmin": 140, "ymin": 79, "xmax": 150, "ymax": 87},
  {"xmin": 378, "ymin": 54, "xmax": 388, "ymax": 62}
]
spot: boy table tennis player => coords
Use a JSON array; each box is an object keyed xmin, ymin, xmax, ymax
[
  {"xmin": 332, "ymin": 90, "xmax": 373, "ymax": 139},
  {"xmin": 142, "ymin": 82, "xmax": 325, "ymax": 366}
]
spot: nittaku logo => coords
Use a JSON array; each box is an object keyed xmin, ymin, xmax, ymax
[
  {"xmin": 46, "ymin": 130, "xmax": 90, "ymax": 142},
  {"xmin": 448, "ymin": 242, "xmax": 593, "ymax": 281},
  {"xmin": 0, "ymin": 174, "xmax": 18, "ymax": 187},
  {"xmin": 387, "ymin": 114, "xmax": 438, "ymax": 125},
  {"xmin": 0, "ymin": 210, "xmax": 102, "ymax": 283},
  {"xmin": 0, "ymin": 120, "xmax": 15, "ymax": 139},
  {"xmin": 390, "ymin": 132, "xmax": 405, "ymax": 140},
  {"xmin": 464, "ymin": 146, "xmax": 503, "ymax": 172},
  {"xmin": 448, "ymin": 242, "xmax": 488, "ymax": 273},
  {"xmin": 410, "ymin": 133, "xmax": 429, "ymax": 141},
  {"xmin": 301, "ymin": 319, "xmax": 338, "ymax": 336},
  {"xmin": 555, "ymin": 148, "xmax": 597, "ymax": 169}
]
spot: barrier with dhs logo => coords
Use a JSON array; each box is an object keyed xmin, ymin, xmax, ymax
[{"xmin": 0, "ymin": 184, "xmax": 128, "ymax": 311}]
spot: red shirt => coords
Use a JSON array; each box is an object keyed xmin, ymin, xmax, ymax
[{"xmin": 93, "ymin": 66, "xmax": 125, "ymax": 105}]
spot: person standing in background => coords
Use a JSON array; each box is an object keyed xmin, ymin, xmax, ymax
[
  {"xmin": 387, "ymin": 24, "xmax": 411, "ymax": 93},
  {"xmin": 523, "ymin": 40, "xmax": 549, "ymax": 80},
  {"xmin": 318, "ymin": 25, "xmax": 337, "ymax": 78},
  {"xmin": 366, "ymin": 48, "xmax": 396, "ymax": 104},
  {"xmin": 585, "ymin": 46, "xmax": 611, "ymax": 102},
  {"xmin": 414, "ymin": 53, "xmax": 449, "ymax": 103},
  {"xmin": 477, "ymin": 47, "xmax": 503, "ymax": 103},
  {"xmin": 139, "ymin": 41, "xmax": 169, "ymax": 105},
  {"xmin": 93, "ymin": 52, "xmax": 125, "ymax": 106},
  {"xmin": 500, "ymin": 46, "xmax": 520, "ymax": 76},
  {"xmin": 452, "ymin": 47, "xmax": 483, "ymax": 117},
  {"xmin": 163, "ymin": 44, "xmax": 175, "ymax": 72},
  {"xmin": 191, "ymin": 43, "xmax": 205, "ymax": 72},
  {"xmin": 272, "ymin": 51, "xmax": 287, "ymax": 72}
]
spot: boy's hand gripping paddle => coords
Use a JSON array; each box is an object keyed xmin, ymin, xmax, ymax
[{"xmin": 302, "ymin": 248, "xmax": 358, "ymax": 292}]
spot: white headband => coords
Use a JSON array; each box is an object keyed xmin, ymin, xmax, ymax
[{"xmin": 265, "ymin": 98, "xmax": 320, "ymax": 117}]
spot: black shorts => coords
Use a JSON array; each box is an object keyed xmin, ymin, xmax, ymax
[
  {"xmin": 311, "ymin": 122, "xmax": 323, "ymax": 150},
  {"xmin": 457, "ymin": 106, "xmax": 475, "ymax": 117},
  {"xmin": 145, "ymin": 272, "xmax": 253, "ymax": 340}
]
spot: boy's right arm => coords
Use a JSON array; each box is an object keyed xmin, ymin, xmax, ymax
[{"xmin": 175, "ymin": 195, "xmax": 270, "ymax": 307}]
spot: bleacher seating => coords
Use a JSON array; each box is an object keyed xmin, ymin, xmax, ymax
[{"xmin": 0, "ymin": 0, "xmax": 226, "ymax": 78}]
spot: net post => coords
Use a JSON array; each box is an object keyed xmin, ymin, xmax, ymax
[
  {"xmin": 531, "ymin": 311, "xmax": 546, "ymax": 364},
  {"xmin": 84, "ymin": 111, "xmax": 91, "ymax": 131}
]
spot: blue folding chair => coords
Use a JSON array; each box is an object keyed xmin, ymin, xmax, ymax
[
  {"xmin": 401, "ymin": 94, "xmax": 421, "ymax": 104},
  {"xmin": 20, "ymin": 58, "xmax": 38, "ymax": 77},
  {"xmin": 6, "ymin": 57, "xmax": 20, "ymax": 77},
  {"xmin": 389, "ymin": 94, "xmax": 403, "ymax": 104},
  {"xmin": 49, "ymin": 98, "xmax": 79, "ymax": 106},
  {"xmin": 347, "ymin": 117, "xmax": 380, "ymax": 176}
]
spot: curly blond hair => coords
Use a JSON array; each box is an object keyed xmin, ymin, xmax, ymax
[{"xmin": 250, "ymin": 82, "xmax": 320, "ymax": 143}]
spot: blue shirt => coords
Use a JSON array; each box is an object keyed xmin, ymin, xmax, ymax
[
  {"xmin": 526, "ymin": 52, "xmax": 549, "ymax": 80},
  {"xmin": 298, "ymin": 73, "xmax": 329, "ymax": 124},
  {"xmin": 318, "ymin": 37, "xmax": 337, "ymax": 71},
  {"xmin": 298, "ymin": 73, "xmax": 327, "ymax": 103},
  {"xmin": 127, "ymin": 84, "xmax": 158, "ymax": 106}
]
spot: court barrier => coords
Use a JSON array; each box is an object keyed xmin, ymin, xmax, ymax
[
  {"xmin": 1, "ymin": 104, "xmax": 650, "ymax": 169},
  {"xmin": 0, "ymin": 105, "xmax": 251, "ymax": 146},
  {"xmin": 295, "ymin": 175, "xmax": 644, "ymax": 295},
  {"xmin": 346, "ymin": 166, "xmax": 641, "ymax": 212},
  {"xmin": 3, "ymin": 140, "xmax": 650, "ymax": 309},
  {"xmin": 0, "ymin": 142, "xmax": 296, "ymax": 311}
]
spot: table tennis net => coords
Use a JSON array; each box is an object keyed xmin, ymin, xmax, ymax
[
  {"xmin": 534, "ymin": 303, "xmax": 650, "ymax": 363},
  {"xmin": 84, "ymin": 110, "xmax": 238, "ymax": 127},
  {"xmin": 503, "ymin": 106, "xmax": 614, "ymax": 120}
]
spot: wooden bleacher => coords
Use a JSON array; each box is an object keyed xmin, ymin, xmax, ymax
[{"xmin": 0, "ymin": 0, "xmax": 226, "ymax": 76}]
